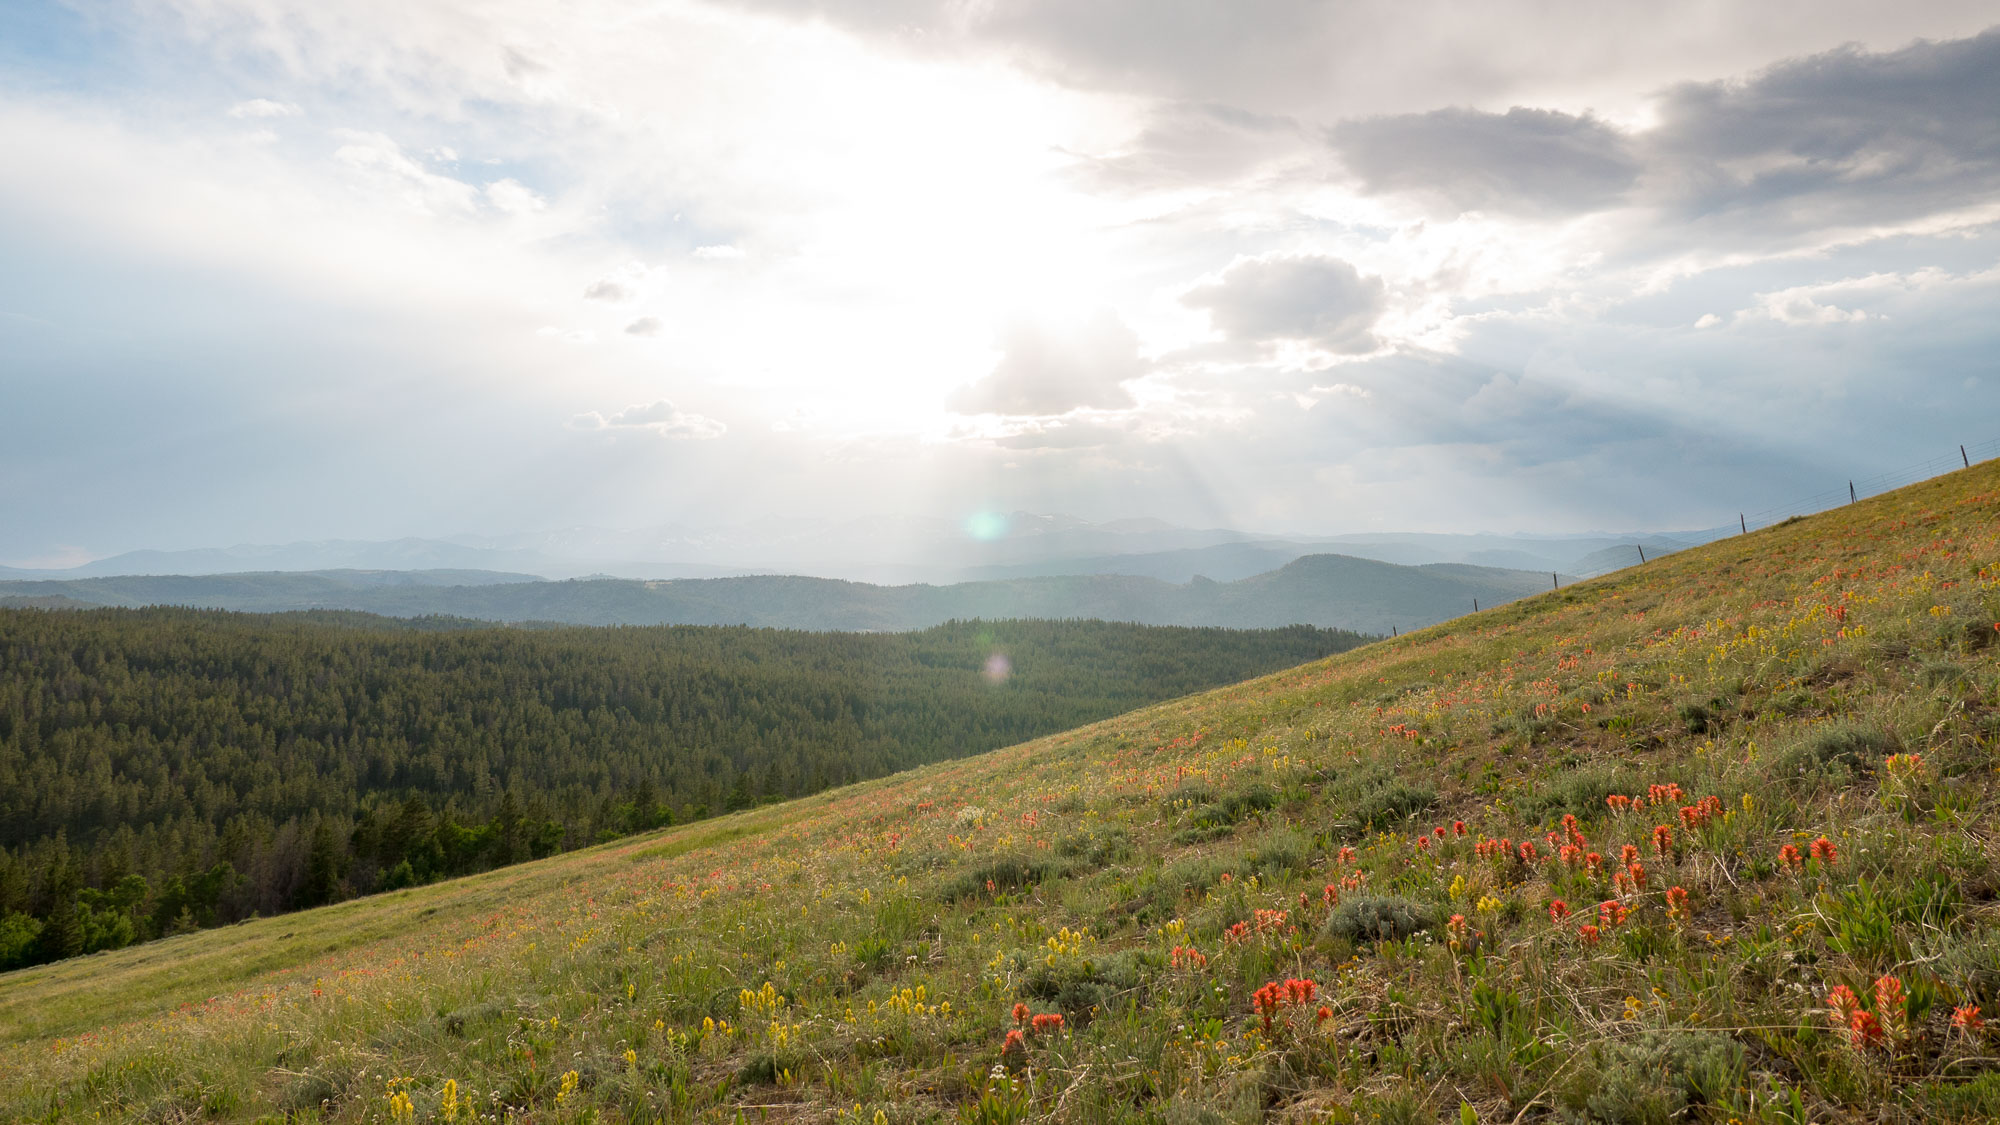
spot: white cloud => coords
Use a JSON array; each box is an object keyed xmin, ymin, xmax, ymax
[
  {"xmin": 332, "ymin": 130, "xmax": 480, "ymax": 216},
  {"xmin": 484, "ymin": 178, "xmax": 546, "ymax": 215},
  {"xmin": 226, "ymin": 98, "xmax": 299, "ymax": 119},
  {"xmin": 583, "ymin": 279, "xmax": 630, "ymax": 301},
  {"xmin": 692, "ymin": 244, "xmax": 746, "ymax": 260},
  {"xmin": 569, "ymin": 400, "xmax": 726, "ymax": 439},
  {"xmin": 947, "ymin": 311, "xmax": 1146, "ymax": 416},
  {"xmin": 623, "ymin": 315, "xmax": 664, "ymax": 336}
]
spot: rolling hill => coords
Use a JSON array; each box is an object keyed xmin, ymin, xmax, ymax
[
  {"xmin": 0, "ymin": 554, "xmax": 1562, "ymax": 634},
  {"xmin": 4, "ymin": 462, "xmax": 1998, "ymax": 1122}
]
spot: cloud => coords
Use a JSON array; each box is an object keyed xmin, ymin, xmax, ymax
[
  {"xmin": 484, "ymin": 178, "xmax": 546, "ymax": 215},
  {"xmin": 1070, "ymin": 102, "xmax": 1307, "ymax": 191},
  {"xmin": 1330, "ymin": 108, "xmax": 1640, "ymax": 216},
  {"xmin": 946, "ymin": 311, "xmax": 1145, "ymax": 416},
  {"xmin": 624, "ymin": 315, "xmax": 664, "ymax": 336},
  {"xmin": 583, "ymin": 279, "xmax": 630, "ymax": 301},
  {"xmin": 1320, "ymin": 29, "xmax": 2000, "ymax": 241},
  {"xmin": 569, "ymin": 400, "xmax": 726, "ymax": 439},
  {"xmin": 693, "ymin": 244, "xmax": 745, "ymax": 260},
  {"xmin": 332, "ymin": 130, "xmax": 480, "ymax": 216},
  {"xmin": 227, "ymin": 98, "xmax": 300, "ymax": 119},
  {"xmin": 1182, "ymin": 255, "xmax": 1386, "ymax": 355},
  {"xmin": 1753, "ymin": 292, "xmax": 1870, "ymax": 326},
  {"xmin": 1644, "ymin": 27, "xmax": 2000, "ymax": 233}
]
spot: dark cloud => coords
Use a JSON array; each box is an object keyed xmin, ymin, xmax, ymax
[
  {"xmin": 722, "ymin": 0, "xmax": 1997, "ymax": 130},
  {"xmin": 1646, "ymin": 27, "xmax": 2000, "ymax": 229},
  {"xmin": 947, "ymin": 312, "xmax": 1144, "ymax": 416},
  {"xmin": 1070, "ymin": 102, "xmax": 1305, "ymax": 191},
  {"xmin": 1322, "ymin": 28, "xmax": 2000, "ymax": 235},
  {"xmin": 1330, "ymin": 108, "xmax": 1640, "ymax": 216},
  {"xmin": 623, "ymin": 315, "xmax": 663, "ymax": 336},
  {"xmin": 1183, "ymin": 256, "xmax": 1385, "ymax": 354}
]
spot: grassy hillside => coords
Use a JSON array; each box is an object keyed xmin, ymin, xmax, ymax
[
  {"xmin": 3, "ymin": 462, "xmax": 1999, "ymax": 1123},
  {"xmin": 0, "ymin": 554, "xmax": 1559, "ymax": 634}
]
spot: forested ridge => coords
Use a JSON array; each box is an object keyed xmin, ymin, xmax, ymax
[{"xmin": 0, "ymin": 607, "xmax": 1364, "ymax": 969}]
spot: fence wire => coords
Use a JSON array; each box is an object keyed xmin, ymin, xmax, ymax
[{"xmin": 1565, "ymin": 438, "xmax": 2000, "ymax": 581}]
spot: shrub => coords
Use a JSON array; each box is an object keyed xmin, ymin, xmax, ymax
[
  {"xmin": 1566, "ymin": 1031, "xmax": 1745, "ymax": 1124},
  {"xmin": 938, "ymin": 855, "xmax": 1072, "ymax": 901},
  {"xmin": 1323, "ymin": 895, "xmax": 1436, "ymax": 944},
  {"xmin": 1247, "ymin": 826, "xmax": 1312, "ymax": 875},
  {"xmin": 1056, "ymin": 826, "xmax": 1132, "ymax": 866},
  {"xmin": 1771, "ymin": 722, "xmax": 1890, "ymax": 787}
]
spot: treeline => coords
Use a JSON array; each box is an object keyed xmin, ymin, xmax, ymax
[{"xmin": 0, "ymin": 607, "xmax": 1365, "ymax": 968}]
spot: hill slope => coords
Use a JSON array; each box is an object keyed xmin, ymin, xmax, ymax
[
  {"xmin": 4, "ymin": 464, "xmax": 2000, "ymax": 1122},
  {"xmin": 0, "ymin": 554, "xmax": 1557, "ymax": 634}
]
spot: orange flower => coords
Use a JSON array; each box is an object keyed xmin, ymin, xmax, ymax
[
  {"xmin": 1665, "ymin": 885, "xmax": 1689, "ymax": 921},
  {"xmin": 1548, "ymin": 899, "xmax": 1571, "ymax": 923},
  {"xmin": 1652, "ymin": 825, "xmax": 1673, "ymax": 855},
  {"xmin": 1953, "ymin": 1005, "xmax": 1985, "ymax": 1035},
  {"xmin": 1778, "ymin": 843, "xmax": 1803, "ymax": 870},
  {"xmin": 1810, "ymin": 836, "xmax": 1837, "ymax": 865},
  {"xmin": 1012, "ymin": 1002, "xmax": 1030, "ymax": 1025},
  {"xmin": 1577, "ymin": 923, "xmax": 1601, "ymax": 945}
]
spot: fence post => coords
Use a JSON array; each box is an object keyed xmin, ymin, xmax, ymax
[
  {"xmin": 1849, "ymin": 481, "xmax": 1856, "ymax": 503},
  {"xmin": 1965, "ymin": 445, "xmax": 1972, "ymax": 468},
  {"xmin": 1740, "ymin": 513, "xmax": 1746, "ymax": 535},
  {"xmin": 1552, "ymin": 572, "xmax": 1559, "ymax": 590},
  {"xmin": 1473, "ymin": 598, "xmax": 1479, "ymax": 612},
  {"xmin": 1636, "ymin": 544, "xmax": 1646, "ymax": 564}
]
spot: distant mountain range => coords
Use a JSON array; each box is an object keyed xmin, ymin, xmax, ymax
[
  {"xmin": 0, "ymin": 515, "xmax": 1719, "ymax": 586},
  {"xmin": 0, "ymin": 554, "xmax": 1575, "ymax": 634}
]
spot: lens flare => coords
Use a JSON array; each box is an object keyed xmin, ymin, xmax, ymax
[
  {"xmin": 963, "ymin": 511, "xmax": 1008, "ymax": 541},
  {"xmin": 982, "ymin": 652, "xmax": 1012, "ymax": 685}
]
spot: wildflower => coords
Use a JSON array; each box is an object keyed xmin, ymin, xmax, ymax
[
  {"xmin": 1953, "ymin": 1005, "xmax": 1985, "ymax": 1035},
  {"xmin": 1031, "ymin": 1012, "xmax": 1065, "ymax": 1034},
  {"xmin": 440, "ymin": 1079, "xmax": 460, "ymax": 1123},
  {"xmin": 1323, "ymin": 883, "xmax": 1340, "ymax": 906},
  {"xmin": 1434, "ymin": 826, "xmax": 1448, "ymax": 839},
  {"xmin": 1778, "ymin": 843, "xmax": 1803, "ymax": 870},
  {"xmin": 1607, "ymin": 795, "xmax": 1632, "ymax": 813},
  {"xmin": 1652, "ymin": 825, "xmax": 1673, "ymax": 856},
  {"xmin": 1626, "ymin": 861, "xmax": 1648, "ymax": 890},
  {"xmin": 1013, "ymin": 1002, "xmax": 1030, "ymax": 1025},
  {"xmin": 1453, "ymin": 821, "xmax": 1468, "ymax": 837},
  {"xmin": 1827, "ymin": 985, "xmax": 1864, "ymax": 1032},
  {"xmin": 1598, "ymin": 900, "xmax": 1629, "ymax": 928},
  {"xmin": 1874, "ymin": 975, "xmax": 1907, "ymax": 1040},
  {"xmin": 1620, "ymin": 844, "xmax": 1640, "ymax": 867},
  {"xmin": 1548, "ymin": 899, "xmax": 1571, "ymax": 923},
  {"xmin": 1585, "ymin": 851, "xmax": 1604, "ymax": 876},
  {"xmin": 1665, "ymin": 886, "xmax": 1689, "ymax": 921},
  {"xmin": 1810, "ymin": 836, "xmax": 1837, "ymax": 866},
  {"xmin": 1848, "ymin": 1010, "xmax": 1886, "ymax": 1049},
  {"xmin": 1518, "ymin": 841, "xmax": 1539, "ymax": 863},
  {"xmin": 1002, "ymin": 1028, "xmax": 1027, "ymax": 1057},
  {"xmin": 1446, "ymin": 913, "xmax": 1473, "ymax": 953},
  {"xmin": 1577, "ymin": 923, "xmax": 1602, "ymax": 945},
  {"xmin": 1316, "ymin": 1004, "xmax": 1332, "ymax": 1023}
]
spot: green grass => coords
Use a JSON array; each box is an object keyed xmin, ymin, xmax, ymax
[{"xmin": 5, "ymin": 462, "xmax": 2000, "ymax": 1122}]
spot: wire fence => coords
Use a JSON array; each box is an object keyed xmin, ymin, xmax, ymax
[{"xmin": 1564, "ymin": 437, "xmax": 2000, "ymax": 582}]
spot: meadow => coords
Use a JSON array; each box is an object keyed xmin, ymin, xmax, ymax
[{"xmin": 3, "ymin": 462, "xmax": 1999, "ymax": 1123}]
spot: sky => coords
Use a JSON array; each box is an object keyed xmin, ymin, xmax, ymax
[{"xmin": 3, "ymin": 0, "xmax": 1998, "ymax": 567}]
